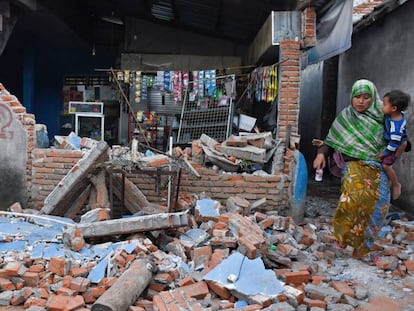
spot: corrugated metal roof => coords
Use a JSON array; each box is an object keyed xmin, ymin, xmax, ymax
[{"xmin": 31, "ymin": 0, "xmax": 333, "ymax": 46}]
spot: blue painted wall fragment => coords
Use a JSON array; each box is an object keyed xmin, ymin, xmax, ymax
[
  {"xmin": 289, "ymin": 151, "xmax": 308, "ymax": 223},
  {"xmin": 196, "ymin": 199, "xmax": 220, "ymax": 218},
  {"xmin": 203, "ymin": 252, "xmax": 284, "ymax": 296}
]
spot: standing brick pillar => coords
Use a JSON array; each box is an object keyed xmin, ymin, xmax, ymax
[
  {"xmin": 277, "ymin": 40, "xmax": 301, "ymax": 176},
  {"xmin": 301, "ymin": 7, "xmax": 316, "ymax": 49},
  {"xmin": 278, "ymin": 40, "xmax": 301, "ymax": 139}
]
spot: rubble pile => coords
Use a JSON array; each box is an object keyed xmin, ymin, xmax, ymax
[
  {"xmin": 0, "ymin": 135, "xmax": 412, "ymax": 310},
  {"xmin": 1, "ymin": 194, "xmax": 414, "ymax": 310}
]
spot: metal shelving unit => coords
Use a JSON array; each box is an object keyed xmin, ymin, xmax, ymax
[{"xmin": 176, "ymin": 74, "xmax": 235, "ymax": 144}]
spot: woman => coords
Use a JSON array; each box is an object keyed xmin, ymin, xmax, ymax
[{"xmin": 313, "ymin": 79, "xmax": 395, "ymax": 259}]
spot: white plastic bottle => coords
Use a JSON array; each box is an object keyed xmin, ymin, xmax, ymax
[{"xmin": 315, "ymin": 169, "xmax": 323, "ymax": 182}]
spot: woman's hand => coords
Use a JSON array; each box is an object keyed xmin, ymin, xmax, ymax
[{"xmin": 313, "ymin": 153, "xmax": 326, "ymax": 170}]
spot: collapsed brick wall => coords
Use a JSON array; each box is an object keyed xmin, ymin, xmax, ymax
[
  {"xmin": 29, "ymin": 148, "xmax": 293, "ymax": 213},
  {"xmin": 31, "ymin": 149, "xmax": 84, "ymax": 209},
  {"xmin": 130, "ymin": 149, "xmax": 294, "ymax": 213},
  {"xmin": 0, "ymin": 83, "xmax": 36, "ymax": 207}
]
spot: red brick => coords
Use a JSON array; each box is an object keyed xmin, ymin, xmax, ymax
[
  {"xmin": 10, "ymin": 291, "xmax": 26, "ymax": 305},
  {"xmin": 376, "ymin": 260, "xmax": 391, "ymax": 270},
  {"xmin": 277, "ymin": 244, "xmax": 295, "ymax": 256},
  {"xmin": 69, "ymin": 277, "xmax": 91, "ymax": 292},
  {"xmin": 154, "ymin": 273, "xmax": 173, "ymax": 284},
  {"xmin": 40, "ymin": 287, "xmax": 49, "ymax": 300},
  {"xmin": 152, "ymin": 294, "xmax": 168, "ymax": 310},
  {"xmin": 5, "ymin": 261, "xmax": 26, "ymax": 276},
  {"xmin": 238, "ymin": 236, "xmax": 258, "ymax": 259},
  {"xmin": 29, "ymin": 265, "xmax": 45, "ymax": 273},
  {"xmin": 0, "ymin": 269, "xmax": 8, "ymax": 278},
  {"xmin": 57, "ymin": 287, "xmax": 77, "ymax": 296},
  {"xmin": 99, "ymin": 277, "xmax": 117, "ymax": 289},
  {"xmin": 15, "ymin": 282, "xmax": 24, "ymax": 290},
  {"xmin": 331, "ymin": 281, "xmax": 355, "ymax": 297},
  {"xmin": 219, "ymin": 301, "xmax": 234, "ymax": 309},
  {"xmin": 191, "ymin": 245, "xmax": 212, "ymax": 262},
  {"xmin": 23, "ymin": 297, "xmax": 48, "ymax": 309},
  {"xmin": 174, "ymin": 281, "xmax": 209, "ymax": 299},
  {"xmin": 177, "ymin": 276, "xmax": 195, "ymax": 287},
  {"xmin": 0, "ymin": 277, "xmax": 15, "ymax": 291},
  {"xmin": 90, "ymin": 286, "xmax": 106, "ymax": 297},
  {"xmin": 259, "ymin": 217, "xmax": 274, "ymax": 230},
  {"xmin": 312, "ymin": 275, "xmax": 328, "ymax": 285},
  {"xmin": 149, "ymin": 281, "xmax": 168, "ymax": 292},
  {"xmin": 404, "ymin": 260, "xmax": 414, "ymax": 271},
  {"xmin": 83, "ymin": 290, "xmax": 97, "ymax": 304},
  {"xmin": 48, "ymin": 295, "xmax": 85, "ymax": 311},
  {"xmin": 70, "ymin": 267, "xmax": 88, "ymax": 278},
  {"xmin": 206, "ymin": 281, "xmax": 231, "ymax": 299},
  {"xmin": 242, "ymin": 304, "xmax": 263, "ymax": 310},
  {"xmin": 283, "ymin": 271, "xmax": 311, "ymax": 286},
  {"xmin": 304, "ymin": 298, "xmax": 327, "ymax": 308},
  {"xmin": 49, "ymin": 257, "xmax": 68, "ymax": 276},
  {"xmin": 62, "ymin": 275, "xmax": 74, "ymax": 288},
  {"xmin": 21, "ymin": 272, "xmax": 40, "ymax": 287}
]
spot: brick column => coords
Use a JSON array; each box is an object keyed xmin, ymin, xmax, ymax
[
  {"xmin": 277, "ymin": 40, "xmax": 300, "ymax": 140},
  {"xmin": 301, "ymin": 7, "xmax": 316, "ymax": 49}
]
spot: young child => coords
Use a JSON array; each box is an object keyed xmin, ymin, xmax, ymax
[{"xmin": 378, "ymin": 90, "xmax": 410, "ymax": 200}]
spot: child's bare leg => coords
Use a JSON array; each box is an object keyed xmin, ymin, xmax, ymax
[{"xmin": 383, "ymin": 164, "xmax": 401, "ymax": 199}]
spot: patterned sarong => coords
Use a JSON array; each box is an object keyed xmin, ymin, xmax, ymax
[{"xmin": 333, "ymin": 160, "xmax": 390, "ymax": 255}]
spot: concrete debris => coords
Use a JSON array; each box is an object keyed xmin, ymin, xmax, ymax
[
  {"xmin": 199, "ymin": 133, "xmax": 279, "ymax": 173},
  {"xmin": 1, "ymin": 136, "xmax": 414, "ymax": 310},
  {"xmin": 1, "ymin": 191, "xmax": 414, "ymax": 310}
]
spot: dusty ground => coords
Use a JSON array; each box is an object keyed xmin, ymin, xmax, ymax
[{"xmin": 306, "ymin": 176, "xmax": 414, "ymax": 311}]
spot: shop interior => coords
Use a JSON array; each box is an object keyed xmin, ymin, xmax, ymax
[{"xmin": 58, "ymin": 62, "xmax": 280, "ymax": 152}]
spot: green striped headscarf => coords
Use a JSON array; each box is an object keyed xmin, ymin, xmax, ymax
[{"xmin": 324, "ymin": 79, "xmax": 385, "ymax": 160}]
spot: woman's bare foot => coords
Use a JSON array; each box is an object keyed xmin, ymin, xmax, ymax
[{"xmin": 392, "ymin": 182, "xmax": 401, "ymax": 200}]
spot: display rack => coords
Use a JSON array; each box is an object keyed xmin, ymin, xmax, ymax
[{"xmin": 176, "ymin": 74, "xmax": 235, "ymax": 144}]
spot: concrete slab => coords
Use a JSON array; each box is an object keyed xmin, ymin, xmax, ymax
[
  {"xmin": 0, "ymin": 102, "xmax": 27, "ymax": 210},
  {"xmin": 220, "ymin": 143, "xmax": 266, "ymax": 163},
  {"xmin": 179, "ymin": 228, "xmax": 210, "ymax": 249},
  {"xmin": 196, "ymin": 199, "xmax": 220, "ymax": 218},
  {"xmin": 69, "ymin": 211, "xmax": 189, "ymax": 238},
  {"xmin": 203, "ymin": 252, "xmax": 284, "ymax": 296}
]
